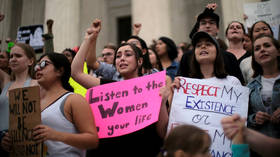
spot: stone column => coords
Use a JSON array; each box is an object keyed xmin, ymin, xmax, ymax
[
  {"xmin": 131, "ymin": 0, "xmax": 172, "ymax": 45},
  {"xmin": 44, "ymin": 0, "xmax": 80, "ymax": 52}
]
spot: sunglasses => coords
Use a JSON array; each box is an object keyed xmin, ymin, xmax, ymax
[{"xmin": 34, "ymin": 60, "xmax": 52, "ymax": 72}]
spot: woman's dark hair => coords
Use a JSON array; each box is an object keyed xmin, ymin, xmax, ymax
[
  {"xmin": 158, "ymin": 37, "xmax": 178, "ymax": 61},
  {"xmin": 127, "ymin": 36, "xmax": 153, "ymax": 71},
  {"xmin": 38, "ymin": 52, "xmax": 74, "ymax": 92},
  {"xmin": 250, "ymin": 21, "xmax": 273, "ymax": 40},
  {"xmin": 252, "ymin": 34, "xmax": 280, "ymax": 78},
  {"xmin": 0, "ymin": 51, "xmax": 11, "ymax": 74},
  {"xmin": 113, "ymin": 43, "xmax": 143, "ymax": 76},
  {"xmin": 62, "ymin": 48, "xmax": 76, "ymax": 59},
  {"xmin": 157, "ymin": 124, "xmax": 211, "ymax": 157},
  {"xmin": 148, "ymin": 47, "xmax": 163, "ymax": 71},
  {"xmin": 11, "ymin": 43, "xmax": 37, "ymax": 80},
  {"xmin": 189, "ymin": 38, "xmax": 227, "ymax": 79},
  {"xmin": 225, "ymin": 21, "xmax": 246, "ymax": 36}
]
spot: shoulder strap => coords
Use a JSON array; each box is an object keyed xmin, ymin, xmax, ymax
[
  {"xmin": 59, "ymin": 92, "xmax": 73, "ymax": 117},
  {"xmin": 1, "ymin": 82, "xmax": 12, "ymax": 96}
]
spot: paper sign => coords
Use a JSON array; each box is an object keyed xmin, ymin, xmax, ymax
[
  {"xmin": 9, "ymin": 86, "xmax": 42, "ymax": 157},
  {"xmin": 86, "ymin": 71, "xmax": 166, "ymax": 138},
  {"xmin": 168, "ymin": 77, "xmax": 249, "ymax": 156},
  {"xmin": 17, "ymin": 25, "xmax": 44, "ymax": 51}
]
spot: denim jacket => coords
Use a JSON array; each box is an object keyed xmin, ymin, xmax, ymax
[
  {"xmin": 166, "ymin": 61, "xmax": 179, "ymax": 81},
  {"xmin": 247, "ymin": 75, "xmax": 280, "ymax": 138}
]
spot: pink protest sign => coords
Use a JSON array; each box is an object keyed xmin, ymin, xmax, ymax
[{"xmin": 86, "ymin": 71, "xmax": 166, "ymax": 138}]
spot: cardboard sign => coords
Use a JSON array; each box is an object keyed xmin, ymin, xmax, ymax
[
  {"xmin": 9, "ymin": 86, "xmax": 42, "ymax": 157},
  {"xmin": 168, "ymin": 77, "xmax": 249, "ymax": 156},
  {"xmin": 244, "ymin": 0, "xmax": 280, "ymax": 39},
  {"xmin": 17, "ymin": 25, "xmax": 44, "ymax": 51},
  {"xmin": 86, "ymin": 71, "xmax": 166, "ymax": 138}
]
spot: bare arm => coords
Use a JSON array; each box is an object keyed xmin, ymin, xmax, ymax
[
  {"xmin": 86, "ymin": 20, "xmax": 101, "ymax": 70},
  {"xmin": 244, "ymin": 128, "xmax": 280, "ymax": 157},
  {"xmin": 156, "ymin": 86, "xmax": 170, "ymax": 138},
  {"xmin": 33, "ymin": 94, "xmax": 99, "ymax": 149},
  {"xmin": 71, "ymin": 19, "xmax": 102, "ymax": 88}
]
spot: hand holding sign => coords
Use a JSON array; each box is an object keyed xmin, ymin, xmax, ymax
[
  {"xmin": 87, "ymin": 71, "xmax": 166, "ymax": 138},
  {"xmin": 168, "ymin": 77, "xmax": 249, "ymax": 156},
  {"xmin": 221, "ymin": 114, "xmax": 246, "ymax": 143},
  {"xmin": 1, "ymin": 132, "xmax": 12, "ymax": 152},
  {"xmin": 32, "ymin": 124, "xmax": 58, "ymax": 143}
]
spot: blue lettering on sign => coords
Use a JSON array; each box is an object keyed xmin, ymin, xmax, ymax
[
  {"xmin": 185, "ymin": 96, "xmax": 236, "ymax": 115},
  {"xmin": 211, "ymin": 149, "xmax": 232, "ymax": 157}
]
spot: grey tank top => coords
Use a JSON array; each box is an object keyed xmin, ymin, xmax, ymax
[{"xmin": 0, "ymin": 78, "xmax": 32, "ymax": 131}]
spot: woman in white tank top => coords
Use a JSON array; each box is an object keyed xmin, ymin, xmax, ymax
[{"xmin": 33, "ymin": 53, "xmax": 98, "ymax": 157}]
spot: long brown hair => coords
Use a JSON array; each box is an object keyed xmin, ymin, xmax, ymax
[{"xmin": 252, "ymin": 34, "xmax": 280, "ymax": 77}]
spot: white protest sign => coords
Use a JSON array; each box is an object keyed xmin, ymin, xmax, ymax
[
  {"xmin": 244, "ymin": 0, "xmax": 280, "ymax": 39},
  {"xmin": 168, "ymin": 77, "xmax": 249, "ymax": 156}
]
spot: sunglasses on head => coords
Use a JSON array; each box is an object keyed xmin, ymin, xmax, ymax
[{"xmin": 34, "ymin": 60, "xmax": 52, "ymax": 72}]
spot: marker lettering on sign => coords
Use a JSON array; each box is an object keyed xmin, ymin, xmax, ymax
[
  {"xmin": 210, "ymin": 150, "xmax": 232, "ymax": 157},
  {"xmin": 135, "ymin": 113, "xmax": 152, "ymax": 125},
  {"xmin": 221, "ymin": 86, "xmax": 242, "ymax": 103},
  {"xmin": 98, "ymin": 102, "xmax": 148, "ymax": 119},
  {"xmin": 107, "ymin": 122, "xmax": 130, "ymax": 136},
  {"xmin": 179, "ymin": 78, "xmax": 220, "ymax": 97},
  {"xmin": 185, "ymin": 96, "xmax": 236, "ymax": 115},
  {"xmin": 88, "ymin": 89, "xmax": 129, "ymax": 104}
]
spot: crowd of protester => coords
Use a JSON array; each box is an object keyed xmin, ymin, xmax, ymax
[{"xmin": 0, "ymin": 3, "xmax": 279, "ymax": 157}]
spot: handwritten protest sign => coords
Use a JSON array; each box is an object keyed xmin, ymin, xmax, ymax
[
  {"xmin": 168, "ymin": 77, "xmax": 249, "ymax": 157},
  {"xmin": 244, "ymin": 0, "xmax": 280, "ymax": 39},
  {"xmin": 17, "ymin": 25, "xmax": 44, "ymax": 51},
  {"xmin": 86, "ymin": 71, "xmax": 166, "ymax": 138},
  {"xmin": 9, "ymin": 86, "xmax": 42, "ymax": 157}
]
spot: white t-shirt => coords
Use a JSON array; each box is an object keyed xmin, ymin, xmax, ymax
[
  {"xmin": 261, "ymin": 74, "xmax": 280, "ymax": 114},
  {"xmin": 204, "ymin": 75, "xmax": 242, "ymax": 86}
]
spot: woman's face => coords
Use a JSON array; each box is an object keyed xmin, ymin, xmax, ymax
[
  {"xmin": 148, "ymin": 49, "xmax": 157, "ymax": 67},
  {"xmin": 194, "ymin": 38, "xmax": 217, "ymax": 65},
  {"xmin": 62, "ymin": 51, "xmax": 74, "ymax": 64},
  {"xmin": 226, "ymin": 22, "xmax": 244, "ymax": 40},
  {"xmin": 253, "ymin": 22, "xmax": 272, "ymax": 40},
  {"xmin": 115, "ymin": 45, "xmax": 141, "ymax": 79},
  {"xmin": 243, "ymin": 35, "xmax": 252, "ymax": 52},
  {"xmin": 35, "ymin": 56, "xmax": 59, "ymax": 85},
  {"xmin": 254, "ymin": 36, "xmax": 279, "ymax": 67},
  {"xmin": 155, "ymin": 40, "xmax": 167, "ymax": 57},
  {"xmin": 0, "ymin": 51, "xmax": 9, "ymax": 70},
  {"xmin": 9, "ymin": 45, "xmax": 34, "ymax": 73}
]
